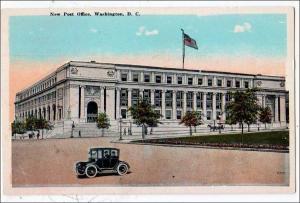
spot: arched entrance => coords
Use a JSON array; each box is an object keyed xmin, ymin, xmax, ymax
[{"xmin": 87, "ymin": 101, "xmax": 98, "ymax": 123}]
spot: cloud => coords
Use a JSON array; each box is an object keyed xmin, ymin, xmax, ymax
[
  {"xmin": 89, "ymin": 28, "xmax": 98, "ymax": 33},
  {"xmin": 136, "ymin": 26, "xmax": 159, "ymax": 36},
  {"xmin": 278, "ymin": 21, "xmax": 286, "ymax": 24},
  {"xmin": 233, "ymin": 22, "xmax": 252, "ymax": 33}
]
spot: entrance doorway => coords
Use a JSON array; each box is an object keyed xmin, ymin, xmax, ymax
[{"xmin": 87, "ymin": 101, "xmax": 98, "ymax": 122}]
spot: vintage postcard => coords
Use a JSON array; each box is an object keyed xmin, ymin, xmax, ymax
[{"xmin": 1, "ymin": 2, "xmax": 297, "ymax": 200}]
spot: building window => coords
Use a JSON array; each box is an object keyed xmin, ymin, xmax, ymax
[
  {"xmin": 188, "ymin": 77, "xmax": 193, "ymax": 85},
  {"xmin": 176, "ymin": 91, "xmax": 183, "ymax": 108},
  {"xmin": 177, "ymin": 76, "xmax": 182, "ymax": 84},
  {"xmin": 121, "ymin": 109, "xmax": 127, "ymax": 119},
  {"xmin": 167, "ymin": 76, "xmax": 172, "ymax": 84},
  {"xmin": 216, "ymin": 93, "xmax": 222, "ymax": 110},
  {"xmin": 156, "ymin": 75, "xmax": 161, "ymax": 83},
  {"xmin": 132, "ymin": 89, "xmax": 139, "ymax": 106},
  {"xmin": 196, "ymin": 92, "xmax": 203, "ymax": 108},
  {"xmin": 143, "ymin": 89, "xmax": 151, "ymax": 104},
  {"xmin": 217, "ymin": 79, "xmax": 222, "ymax": 87},
  {"xmin": 206, "ymin": 92, "xmax": 213, "ymax": 109},
  {"xmin": 165, "ymin": 110, "xmax": 172, "ymax": 120},
  {"xmin": 216, "ymin": 111, "xmax": 222, "ymax": 120},
  {"xmin": 198, "ymin": 78, "xmax": 203, "ymax": 85},
  {"xmin": 165, "ymin": 90, "xmax": 173, "ymax": 108},
  {"xmin": 207, "ymin": 78, "xmax": 213, "ymax": 86},
  {"xmin": 235, "ymin": 80, "xmax": 240, "ymax": 88},
  {"xmin": 187, "ymin": 91, "xmax": 193, "ymax": 108},
  {"xmin": 154, "ymin": 90, "xmax": 162, "ymax": 107},
  {"xmin": 144, "ymin": 74, "xmax": 150, "ymax": 82},
  {"xmin": 207, "ymin": 111, "xmax": 212, "ymax": 120},
  {"xmin": 227, "ymin": 80, "xmax": 232, "ymax": 87},
  {"xmin": 244, "ymin": 81, "xmax": 249, "ymax": 88},
  {"xmin": 120, "ymin": 89, "xmax": 128, "ymax": 106},
  {"xmin": 132, "ymin": 73, "xmax": 139, "ymax": 82},
  {"xmin": 121, "ymin": 73, "xmax": 127, "ymax": 81},
  {"xmin": 177, "ymin": 110, "xmax": 182, "ymax": 119}
]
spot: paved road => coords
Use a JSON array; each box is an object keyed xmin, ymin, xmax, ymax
[{"xmin": 12, "ymin": 137, "xmax": 289, "ymax": 186}]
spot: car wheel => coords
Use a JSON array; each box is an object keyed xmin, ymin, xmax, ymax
[
  {"xmin": 117, "ymin": 163, "xmax": 129, "ymax": 176},
  {"xmin": 85, "ymin": 165, "xmax": 98, "ymax": 178}
]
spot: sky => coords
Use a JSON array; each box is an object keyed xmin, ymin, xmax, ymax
[{"xmin": 9, "ymin": 14, "xmax": 287, "ymax": 121}]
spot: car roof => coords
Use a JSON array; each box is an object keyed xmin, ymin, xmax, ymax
[{"xmin": 90, "ymin": 147, "xmax": 119, "ymax": 151}]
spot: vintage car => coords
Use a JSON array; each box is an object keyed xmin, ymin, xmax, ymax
[{"xmin": 75, "ymin": 147, "xmax": 130, "ymax": 178}]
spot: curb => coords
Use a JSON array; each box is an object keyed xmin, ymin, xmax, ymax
[{"xmin": 111, "ymin": 141, "xmax": 289, "ymax": 153}]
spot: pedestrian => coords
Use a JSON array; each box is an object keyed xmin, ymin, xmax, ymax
[
  {"xmin": 123, "ymin": 128, "xmax": 127, "ymax": 136},
  {"xmin": 37, "ymin": 131, "xmax": 40, "ymax": 139},
  {"xmin": 78, "ymin": 130, "xmax": 81, "ymax": 138}
]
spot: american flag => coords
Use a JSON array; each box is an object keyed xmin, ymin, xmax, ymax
[{"xmin": 183, "ymin": 33, "xmax": 198, "ymax": 49}]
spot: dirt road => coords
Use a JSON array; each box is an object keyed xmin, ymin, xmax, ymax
[{"xmin": 12, "ymin": 137, "xmax": 289, "ymax": 186}]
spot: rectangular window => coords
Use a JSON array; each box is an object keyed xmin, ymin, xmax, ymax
[
  {"xmin": 206, "ymin": 92, "xmax": 213, "ymax": 109},
  {"xmin": 235, "ymin": 80, "xmax": 240, "ymax": 88},
  {"xmin": 156, "ymin": 75, "xmax": 161, "ymax": 83},
  {"xmin": 208, "ymin": 78, "xmax": 213, "ymax": 86},
  {"xmin": 120, "ymin": 89, "xmax": 128, "ymax": 106},
  {"xmin": 177, "ymin": 110, "xmax": 182, "ymax": 119},
  {"xmin": 177, "ymin": 76, "xmax": 182, "ymax": 84},
  {"xmin": 167, "ymin": 76, "xmax": 172, "ymax": 84},
  {"xmin": 154, "ymin": 90, "xmax": 162, "ymax": 107},
  {"xmin": 144, "ymin": 74, "xmax": 150, "ymax": 82},
  {"xmin": 244, "ymin": 81, "xmax": 249, "ymax": 88},
  {"xmin": 132, "ymin": 73, "xmax": 139, "ymax": 82},
  {"xmin": 188, "ymin": 77, "xmax": 193, "ymax": 85},
  {"xmin": 198, "ymin": 78, "xmax": 203, "ymax": 85},
  {"xmin": 207, "ymin": 111, "xmax": 212, "ymax": 120},
  {"xmin": 165, "ymin": 110, "xmax": 172, "ymax": 119},
  {"xmin": 176, "ymin": 91, "xmax": 183, "ymax": 108},
  {"xmin": 217, "ymin": 79, "xmax": 222, "ymax": 87},
  {"xmin": 121, "ymin": 109, "xmax": 127, "ymax": 119},
  {"xmin": 121, "ymin": 73, "xmax": 127, "ymax": 81},
  {"xmin": 165, "ymin": 90, "xmax": 173, "ymax": 107},
  {"xmin": 196, "ymin": 92, "xmax": 203, "ymax": 108},
  {"xmin": 187, "ymin": 91, "xmax": 193, "ymax": 108},
  {"xmin": 227, "ymin": 80, "xmax": 232, "ymax": 87}
]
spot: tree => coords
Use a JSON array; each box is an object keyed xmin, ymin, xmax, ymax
[
  {"xmin": 11, "ymin": 120, "xmax": 26, "ymax": 138},
  {"xmin": 96, "ymin": 112, "xmax": 111, "ymax": 136},
  {"xmin": 128, "ymin": 98, "xmax": 161, "ymax": 139},
  {"xmin": 35, "ymin": 118, "xmax": 53, "ymax": 139},
  {"xmin": 25, "ymin": 116, "xmax": 37, "ymax": 131},
  {"xmin": 180, "ymin": 111, "xmax": 202, "ymax": 136},
  {"xmin": 225, "ymin": 88, "xmax": 260, "ymax": 136},
  {"xmin": 259, "ymin": 106, "xmax": 272, "ymax": 129}
]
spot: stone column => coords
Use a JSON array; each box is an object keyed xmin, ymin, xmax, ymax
[
  {"xmin": 151, "ymin": 72, "xmax": 155, "ymax": 83},
  {"xmin": 128, "ymin": 70, "xmax": 132, "ymax": 81},
  {"xmin": 213, "ymin": 76, "xmax": 217, "ymax": 86},
  {"xmin": 140, "ymin": 72, "xmax": 144, "ymax": 83},
  {"xmin": 212, "ymin": 92, "xmax": 217, "ymax": 120},
  {"xmin": 150, "ymin": 89, "xmax": 155, "ymax": 105},
  {"xmin": 80, "ymin": 86, "xmax": 85, "ymax": 121},
  {"xmin": 172, "ymin": 90, "xmax": 177, "ymax": 120},
  {"xmin": 128, "ymin": 88, "xmax": 132, "ymax": 108},
  {"xmin": 116, "ymin": 87, "xmax": 121, "ymax": 119},
  {"xmin": 105, "ymin": 87, "xmax": 115, "ymax": 120},
  {"xmin": 274, "ymin": 95, "xmax": 279, "ymax": 122},
  {"xmin": 203, "ymin": 92, "xmax": 207, "ymax": 121},
  {"xmin": 139, "ymin": 88, "xmax": 144, "ymax": 99},
  {"xmin": 127, "ymin": 88, "xmax": 132, "ymax": 119},
  {"xmin": 263, "ymin": 95, "xmax": 266, "ymax": 108},
  {"xmin": 232, "ymin": 78, "xmax": 236, "ymax": 88},
  {"xmin": 183, "ymin": 91, "xmax": 187, "ymax": 116},
  {"xmin": 279, "ymin": 95, "xmax": 286, "ymax": 122},
  {"xmin": 203, "ymin": 76, "xmax": 207, "ymax": 86},
  {"xmin": 100, "ymin": 87, "xmax": 105, "ymax": 112},
  {"xmin": 222, "ymin": 93, "xmax": 226, "ymax": 121},
  {"xmin": 161, "ymin": 90, "xmax": 166, "ymax": 119},
  {"xmin": 193, "ymin": 91, "xmax": 197, "ymax": 111}
]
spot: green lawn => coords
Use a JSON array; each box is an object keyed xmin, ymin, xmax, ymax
[{"xmin": 136, "ymin": 131, "xmax": 289, "ymax": 149}]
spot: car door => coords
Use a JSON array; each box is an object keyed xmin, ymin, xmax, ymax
[
  {"xmin": 96, "ymin": 149, "xmax": 103, "ymax": 168},
  {"xmin": 109, "ymin": 149, "xmax": 119, "ymax": 168},
  {"xmin": 102, "ymin": 149, "xmax": 110, "ymax": 168}
]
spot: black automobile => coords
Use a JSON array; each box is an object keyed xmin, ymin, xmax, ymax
[{"xmin": 75, "ymin": 148, "xmax": 130, "ymax": 178}]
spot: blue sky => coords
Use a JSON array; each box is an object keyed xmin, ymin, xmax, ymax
[{"xmin": 9, "ymin": 14, "xmax": 287, "ymax": 61}]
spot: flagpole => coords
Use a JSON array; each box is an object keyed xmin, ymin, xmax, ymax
[{"xmin": 181, "ymin": 29, "xmax": 185, "ymax": 69}]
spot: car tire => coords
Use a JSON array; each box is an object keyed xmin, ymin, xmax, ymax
[
  {"xmin": 85, "ymin": 165, "xmax": 98, "ymax": 178},
  {"xmin": 116, "ymin": 162, "xmax": 129, "ymax": 176}
]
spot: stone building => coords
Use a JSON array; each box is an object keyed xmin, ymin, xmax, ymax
[{"xmin": 14, "ymin": 61, "xmax": 289, "ymax": 137}]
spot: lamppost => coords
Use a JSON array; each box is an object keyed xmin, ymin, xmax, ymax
[{"xmin": 119, "ymin": 117, "xmax": 123, "ymax": 141}]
